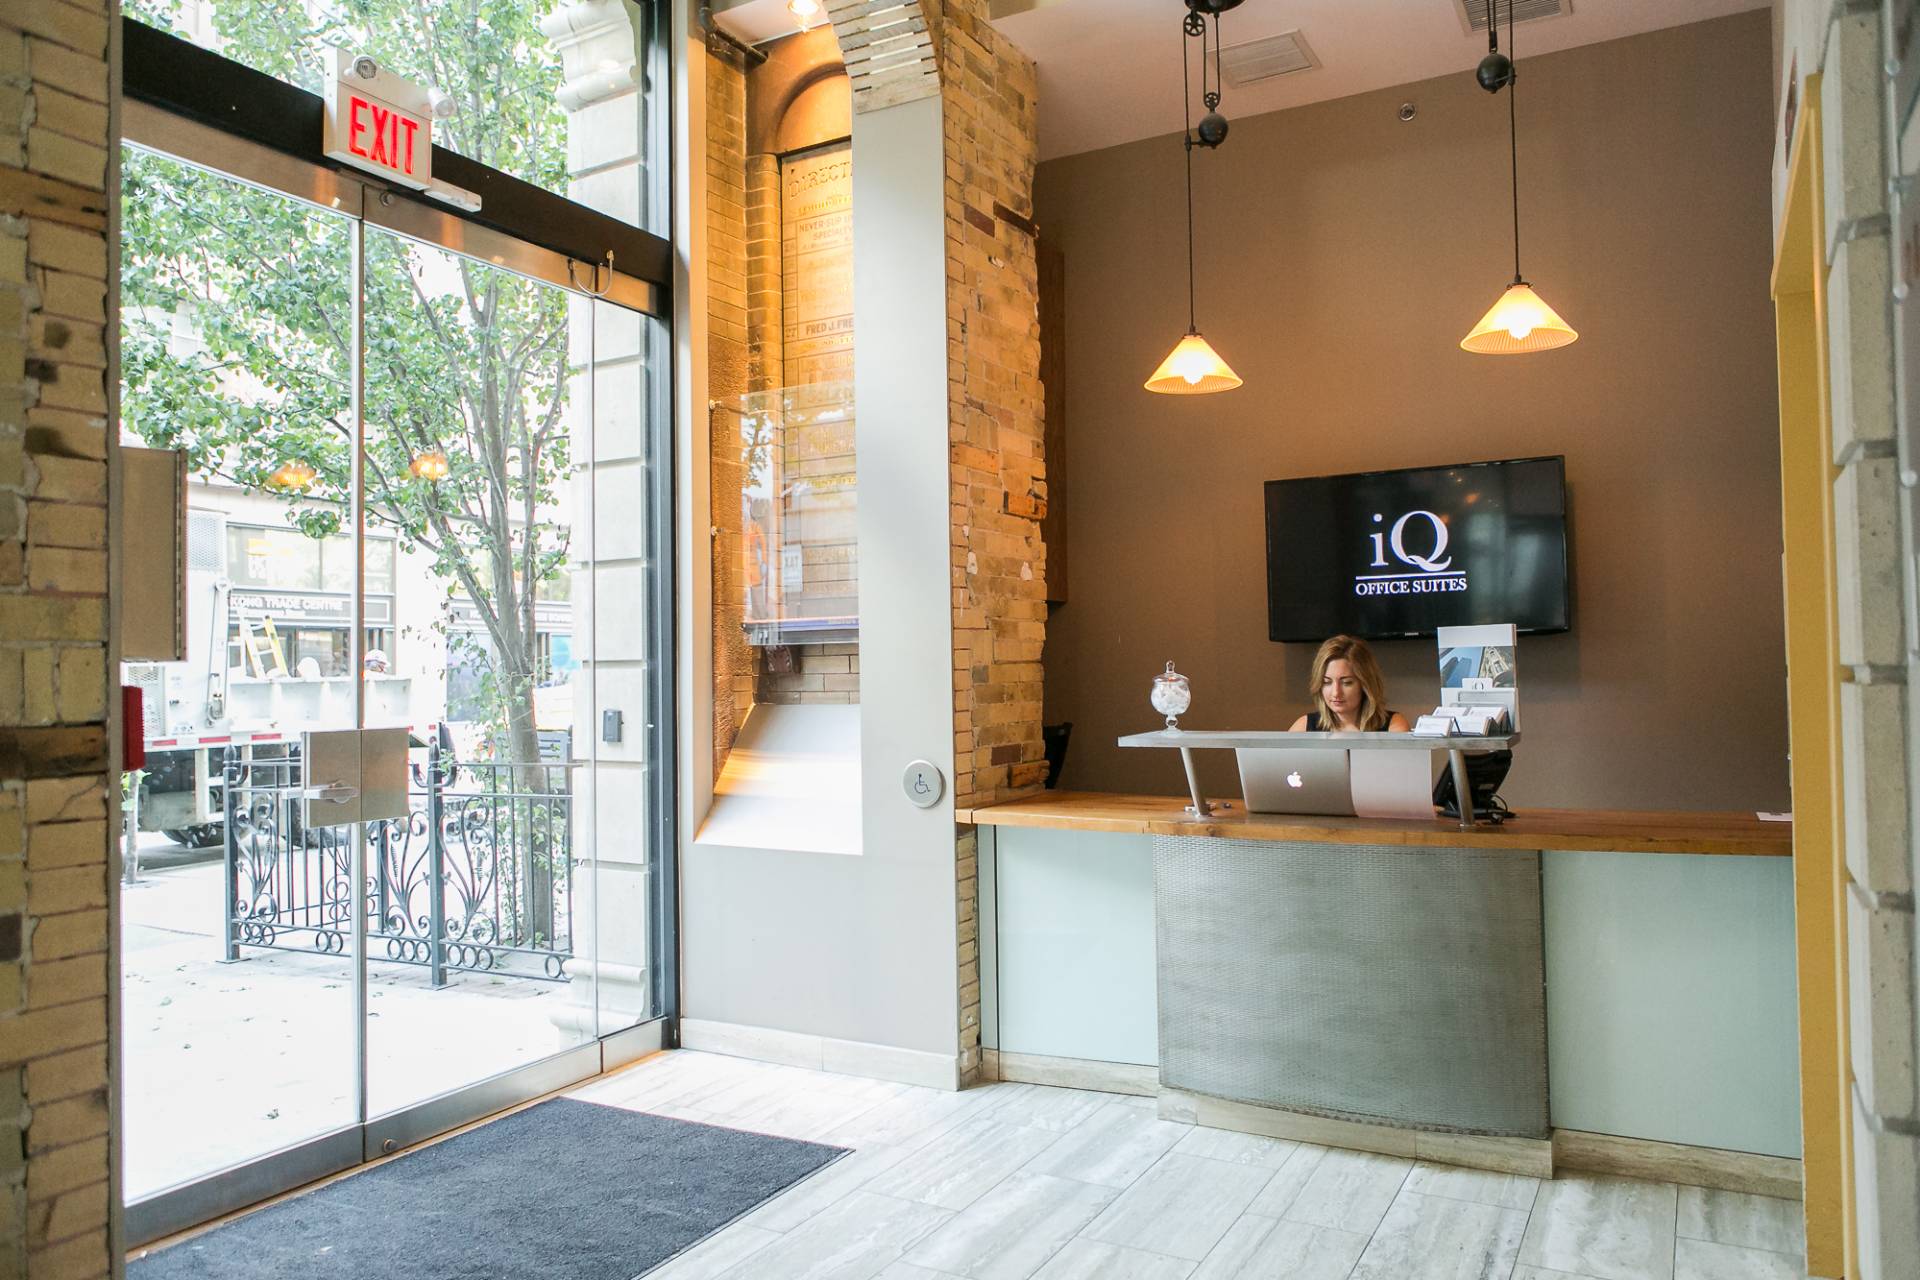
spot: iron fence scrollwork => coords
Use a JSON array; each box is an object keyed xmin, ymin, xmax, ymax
[{"xmin": 223, "ymin": 740, "xmax": 576, "ymax": 986}]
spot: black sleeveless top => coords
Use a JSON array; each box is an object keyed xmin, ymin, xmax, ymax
[{"xmin": 1305, "ymin": 711, "xmax": 1395, "ymax": 731}]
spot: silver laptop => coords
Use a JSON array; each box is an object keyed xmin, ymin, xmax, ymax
[{"xmin": 1236, "ymin": 748, "xmax": 1354, "ymax": 816}]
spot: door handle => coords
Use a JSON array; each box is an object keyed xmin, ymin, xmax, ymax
[{"xmin": 300, "ymin": 782, "xmax": 360, "ymax": 804}]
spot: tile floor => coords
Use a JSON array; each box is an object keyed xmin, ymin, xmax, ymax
[{"xmin": 567, "ymin": 1050, "xmax": 1810, "ymax": 1280}]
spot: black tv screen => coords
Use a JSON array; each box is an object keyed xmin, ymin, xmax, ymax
[{"xmin": 1265, "ymin": 456, "xmax": 1569, "ymax": 642}]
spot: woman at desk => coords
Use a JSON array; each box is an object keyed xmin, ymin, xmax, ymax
[{"xmin": 1289, "ymin": 635, "xmax": 1412, "ymax": 733}]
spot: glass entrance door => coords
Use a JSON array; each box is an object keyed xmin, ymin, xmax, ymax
[
  {"xmin": 119, "ymin": 103, "xmax": 671, "ymax": 1244},
  {"xmin": 357, "ymin": 227, "xmax": 598, "ymax": 1119},
  {"xmin": 120, "ymin": 144, "xmax": 364, "ymax": 1207}
]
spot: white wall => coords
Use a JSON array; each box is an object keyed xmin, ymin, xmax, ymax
[{"xmin": 680, "ymin": 93, "xmax": 961, "ymax": 1075}]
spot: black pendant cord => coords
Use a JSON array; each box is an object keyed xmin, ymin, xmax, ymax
[
  {"xmin": 1508, "ymin": 0, "xmax": 1521, "ymax": 284},
  {"xmin": 1181, "ymin": 14, "xmax": 1197, "ymax": 333}
]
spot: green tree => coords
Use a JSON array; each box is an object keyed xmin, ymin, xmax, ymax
[{"xmin": 121, "ymin": 0, "xmax": 574, "ymax": 772}]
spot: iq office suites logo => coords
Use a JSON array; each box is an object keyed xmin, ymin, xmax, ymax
[{"xmin": 1353, "ymin": 510, "xmax": 1468, "ymax": 597}]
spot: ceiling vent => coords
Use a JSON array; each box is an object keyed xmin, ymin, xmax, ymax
[
  {"xmin": 1211, "ymin": 30, "xmax": 1320, "ymax": 88},
  {"xmin": 1456, "ymin": 0, "xmax": 1569, "ymax": 35}
]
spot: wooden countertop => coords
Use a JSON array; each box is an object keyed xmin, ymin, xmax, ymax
[{"xmin": 954, "ymin": 792, "xmax": 1794, "ymax": 857}]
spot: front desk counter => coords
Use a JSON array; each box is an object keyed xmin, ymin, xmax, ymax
[{"xmin": 960, "ymin": 792, "xmax": 1799, "ymax": 1188}]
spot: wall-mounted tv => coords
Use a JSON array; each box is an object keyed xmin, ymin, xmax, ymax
[{"xmin": 1265, "ymin": 456, "xmax": 1569, "ymax": 642}]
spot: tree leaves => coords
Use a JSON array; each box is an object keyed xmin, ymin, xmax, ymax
[{"xmin": 122, "ymin": 0, "xmax": 581, "ymax": 761}]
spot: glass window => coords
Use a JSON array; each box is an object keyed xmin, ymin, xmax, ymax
[
  {"xmin": 228, "ymin": 524, "xmax": 393, "ymax": 595},
  {"xmin": 228, "ymin": 524, "xmax": 322, "ymax": 590},
  {"xmin": 320, "ymin": 536, "xmax": 395, "ymax": 595},
  {"xmin": 125, "ymin": 0, "xmax": 659, "ymax": 230}
]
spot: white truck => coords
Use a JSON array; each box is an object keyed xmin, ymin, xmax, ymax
[{"xmin": 123, "ymin": 509, "xmax": 415, "ymax": 846}]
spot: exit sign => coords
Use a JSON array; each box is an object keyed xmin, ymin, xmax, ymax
[{"xmin": 321, "ymin": 48, "xmax": 432, "ymax": 191}]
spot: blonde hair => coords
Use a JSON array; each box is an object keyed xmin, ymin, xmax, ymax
[{"xmin": 1308, "ymin": 635, "xmax": 1392, "ymax": 731}]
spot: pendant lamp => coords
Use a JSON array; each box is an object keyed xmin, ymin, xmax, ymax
[
  {"xmin": 1461, "ymin": 0, "xmax": 1576, "ymax": 355},
  {"xmin": 1146, "ymin": 0, "xmax": 1242, "ymax": 395}
]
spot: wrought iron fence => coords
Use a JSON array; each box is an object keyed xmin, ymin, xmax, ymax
[{"xmin": 222, "ymin": 742, "xmax": 577, "ymax": 985}]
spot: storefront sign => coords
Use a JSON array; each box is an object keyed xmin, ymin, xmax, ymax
[
  {"xmin": 230, "ymin": 591, "xmax": 393, "ymax": 626},
  {"xmin": 322, "ymin": 48, "xmax": 433, "ymax": 191},
  {"xmin": 782, "ymin": 145, "xmax": 853, "ymax": 385}
]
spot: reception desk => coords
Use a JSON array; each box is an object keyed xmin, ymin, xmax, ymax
[{"xmin": 961, "ymin": 793, "xmax": 1799, "ymax": 1188}]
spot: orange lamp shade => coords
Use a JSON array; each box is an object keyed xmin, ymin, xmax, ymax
[
  {"xmin": 409, "ymin": 449, "xmax": 451, "ymax": 481},
  {"xmin": 1461, "ymin": 281, "xmax": 1578, "ymax": 355},
  {"xmin": 1145, "ymin": 331, "xmax": 1242, "ymax": 394},
  {"xmin": 268, "ymin": 459, "xmax": 318, "ymax": 491}
]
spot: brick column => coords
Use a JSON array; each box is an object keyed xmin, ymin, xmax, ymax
[
  {"xmin": 0, "ymin": 2, "xmax": 117, "ymax": 1276},
  {"xmin": 814, "ymin": 0, "xmax": 1043, "ymax": 1087}
]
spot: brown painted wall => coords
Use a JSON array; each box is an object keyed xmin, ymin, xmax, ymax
[{"xmin": 1036, "ymin": 11, "xmax": 1790, "ymax": 812}]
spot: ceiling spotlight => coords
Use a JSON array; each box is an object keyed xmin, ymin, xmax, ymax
[{"xmin": 788, "ymin": 0, "xmax": 822, "ymax": 20}]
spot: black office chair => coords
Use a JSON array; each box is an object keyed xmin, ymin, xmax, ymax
[{"xmin": 1042, "ymin": 721, "xmax": 1073, "ymax": 789}]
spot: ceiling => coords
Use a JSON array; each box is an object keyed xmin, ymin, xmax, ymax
[{"xmin": 986, "ymin": 0, "xmax": 1772, "ymax": 160}]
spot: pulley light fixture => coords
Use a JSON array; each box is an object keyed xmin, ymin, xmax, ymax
[
  {"xmin": 1461, "ymin": 0, "xmax": 1577, "ymax": 355},
  {"xmin": 409, "ymin": 449, "xmax": 451, "ymax": 481},
  {"xmin": 267, "ymin": 459, "xmax": 318, "ymax": 492},
  {"xmin": 1145, "ymin": 0, "xmax": 1243, "ymax": 395}
]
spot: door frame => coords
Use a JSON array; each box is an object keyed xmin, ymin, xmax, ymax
[
  {"xmin": 1770, "ymin": 73, "xmax": 1855, "ymax": 1280},
  {"xmin": 116, "ymin": 43, "xmax": 678, "ymax": 1246}
]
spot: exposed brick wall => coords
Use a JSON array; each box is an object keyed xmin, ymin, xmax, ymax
[
  {"xmin": 936, "ymin": 2, "xmax": 1045, "ymax": 812},
  {"xmin": 757, "ymin": 642, "xmax": 858, "ymax": 704},
  {"xmin": 0, "ymin": 2, "xmax": 117, "ymax": 1277}
]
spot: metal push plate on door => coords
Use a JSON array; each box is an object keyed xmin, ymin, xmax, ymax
[{"xmin": 301, "ymin": 727, "xmax": 412, "ymax": 827}]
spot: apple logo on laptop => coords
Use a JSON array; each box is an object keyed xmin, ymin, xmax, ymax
[{"xmin": 1286, "ymin": 771, "xmax": 1304, "ymax": 788}]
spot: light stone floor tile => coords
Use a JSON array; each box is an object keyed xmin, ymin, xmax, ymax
[
  {"xmin": 1348, "ymin": 1189, "xmax": 1528, "ymax": 1280},
  {"xmin": 903, "ymin": 1170, "xmax": 1117, "ymax": 1280},
  {"xmin": 643, "ymin": 1223, "xmax": 782, "ymax": 1280},
  {"xmin": 723, "ymin": 1190, "xmax": 953, "ymax": 1280},
  {"xmin": 734, "ymin": 1143, "xmax": 914, "ymax": 1233},
  {"xmin": 1403, "ymin": 1160, "xmax": 1543, "ymax": 1211},
  {"xmin": 1029, "ymin": 1240, "xmax": 1196, "ymax": 1280},
  {"xmin": 1278, "ymin": 1147, "xmax": 1415, "ymax": 1236},
  {"xmin": 1024, "ymin": 1101, "xmax": 1188, "ymax": 1189},
  {"xmin": 1081, "ymin": 1152, "xmax": 1273, "ymax": 1261},
  {"xmin": 1246, "ymin": 1142, "xmax": 1330, "ymax": 1218},
  {"xmin": 549, "ymin": 1054, "xmax": 1797, "ymax": 1280},
  {"xmin": 823, "ymin": 1086, "xmax": 992, "ymax": 1151},
  {"xmin": 1675, "ymin": 1186, "xmax": 1806, "ymax": 1256},
  {"xmin": 864, "ymin": 1116, "xmax": 1064, "ymax": 1210},
  {"xmin": 1170, "ymin": 1126, "xmax": 1301, "ymax": 1170},
  {"xmin": 1517, "ymin": 1175, "xmax": 1679, "ymax": 1280},
  {"xmin": 684, "ymin": 1063, "xmax": 823, "ymax": 1119},
  {"xmin": 576, "ymin": 1052, "xmax": 755, "ymax": 1112},
  {"xmin": 979, "ymin": 1083, "xmax": 1109, "ymax": 1133},
  {"xmin": 1672, "ymin": 1238, "xmax": 1806, "ymax": 1280},
  {"xmin": 1189, "ymin": 1213, "xmax": 1368, "ymax": 1280},
  {"xmin": 725, "ymin": 1082, "xmax": 897, "ymax": 1143}
]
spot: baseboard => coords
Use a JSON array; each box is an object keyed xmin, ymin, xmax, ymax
[
  {"xmin": 997, "ymin": 1051, "xmax": 1158, "ymax": 1098},
  {"xmin": 1159, "ymin": 1089, "xmax": 1553, "ymax": 1178},
  {"xmin": 976, "ymin": 1048, "xmax": 1003, "ymax": 1085},
  {"xmin": 678, "ymin": 1018, "xmax": 962, "ymax": 1091},
  {"xmin": 1553, "ymin": 1128, "xmax": 1802, "ymax": 1200}
]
